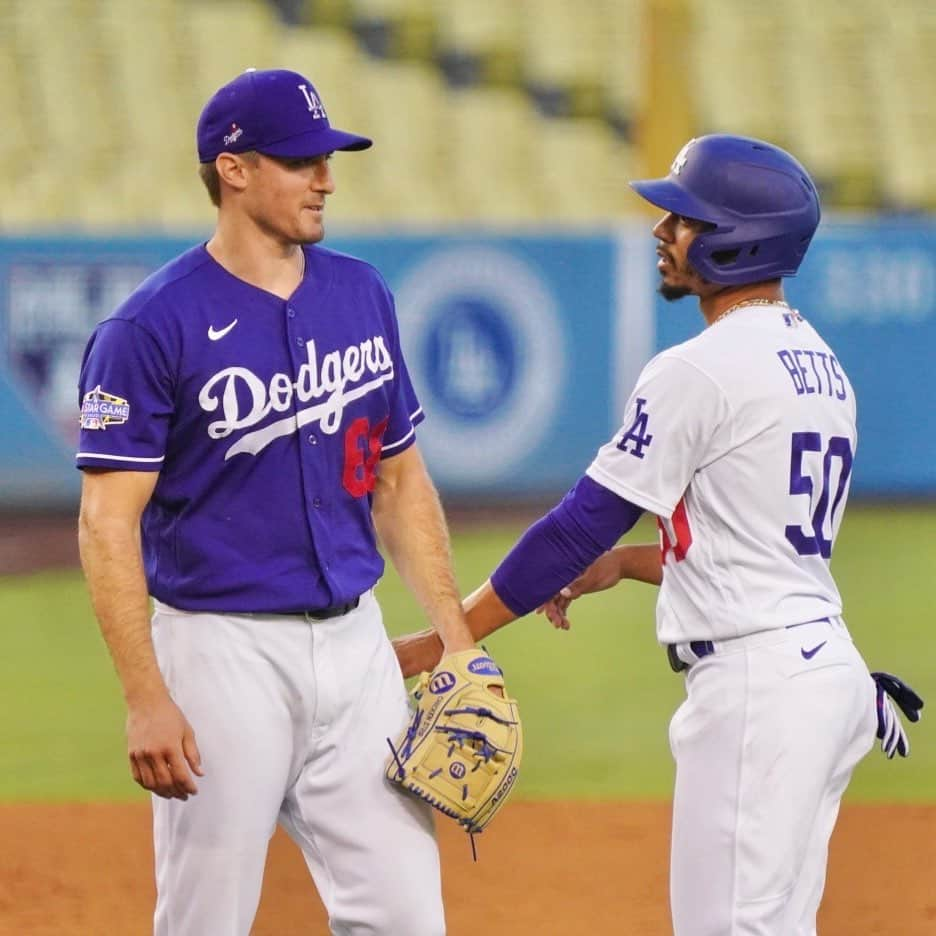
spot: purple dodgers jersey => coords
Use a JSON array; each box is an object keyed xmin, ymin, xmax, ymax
[{"xmin": 76, "ymin": 244, "xmax": 424, "ymax": 613}]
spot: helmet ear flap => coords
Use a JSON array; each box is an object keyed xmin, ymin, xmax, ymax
[{"xmin": 687, "ymin": 225, "xmax": 818, "ymax": 286}]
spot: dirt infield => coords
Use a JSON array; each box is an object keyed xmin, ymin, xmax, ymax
[
  {"xmin": 1, "ymin": 801, "xmax": 934, "ymax": 934},
  {"xmin": 0, "ymin": 512, "xmax": 79, "ymax": 577},
  {"xmin": 3, "ymin": 516, "xmax": 934, "ymax": 933}
]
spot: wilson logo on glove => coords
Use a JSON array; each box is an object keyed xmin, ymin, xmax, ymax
[
  {"xmin": 386, "ymin": 649, "xmax": 523, "ymax": 843},
  {"xmin": 428, "ymin": 671, "xmax": 457, "ymax": 694}
]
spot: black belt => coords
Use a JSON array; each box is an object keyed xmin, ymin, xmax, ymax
[
  {"xmin": 667, "ymin": 617, "xmax": 837, "ymax": 672},
  {"xmin": 667, "ymin": 640, "xmax": 715, "ymax": 673},
  {"xmin": 286, "ymin": 596, "xmax": 361, "ymax": 621}
]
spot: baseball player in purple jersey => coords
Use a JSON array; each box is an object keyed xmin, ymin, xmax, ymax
[
  {"xmin": 393, "ymin": 135, "xmax": 923, "ymax": 935},
  {"xmin": 76, "ymin": 68, "xmax": 476, "ymax": 935}
]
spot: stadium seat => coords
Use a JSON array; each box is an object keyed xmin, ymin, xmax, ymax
[
  {"xmin": 301, "ymin": 0, "xmax": 353, "ymax": 29},
  {"xmin": 782, "ymin": 0, "xmax": 879, "ymax": 206},
  {"xmin": 597, "ymin": 0, "xmax": 645, "ymax": 139},
  {"xmin": 535, "ymin": 116, "xmax": 637, "ymax": 221},
  {"xmin": 871, "ymin": 1, "xmax": 936, "ymax": 208},
  {"xmin": 9, "ymin": 0, "xmax": 123, "ymax": 224},
  {"xmin": 349, "ymin": 57, "xmax": 453, "ymax": 221},
  {"xmin": 348, "ymin": 0, "xmax": 436, "ymax": 61},
  {"xmin": 520, "ymin": 1, "xmax": 606, "ymax": 119},
  {"xmin": 445, "ymin": 86, "xmax": 544, "ymax": 221},
  {"xmin": 186, "ymin": 0, "xmax": 281, "ymax": 104},
  {"xmin": 433, "ymin": 0, "xmax": 523, "ymax": 86},
  {"xmin": 686, "ymin": 0, "xmax": 790, "ymax": 144},
  {"xmin": 0, "ymin": 32, "xmax": 32, "ymax": 223},
  {"xmin": 5, "ymin": 0, "xmax": 936, "ymax": 227}
]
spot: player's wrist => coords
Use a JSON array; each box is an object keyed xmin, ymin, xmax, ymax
[
  {"xmin": 123, "ymin": 675, "xmax": 172, "ymax": 708},
  {"xmin": 439, "ymin": 629, "xmax": 475, "ymax": 657}
]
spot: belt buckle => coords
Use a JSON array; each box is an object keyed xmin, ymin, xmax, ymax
[{"xmin": 667, "ymin": 644, "xmax": 688, "ymax": 673}]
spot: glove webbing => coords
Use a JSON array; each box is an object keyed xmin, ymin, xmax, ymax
[{"xmin": 386, "ymin": 708, "xmax": 424, "ymax": 779}]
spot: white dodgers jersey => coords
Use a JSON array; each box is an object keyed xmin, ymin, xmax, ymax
[{"xmin": 587, "ymin": 303, "xmax": 857, "ymax": 644}]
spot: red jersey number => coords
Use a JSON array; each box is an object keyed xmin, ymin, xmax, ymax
[
  {"xmin": 659, "ymin": 497, "xmax": 692, "ymax": 564},
  {"xmin": 342, "ymin": 417, "xmax": 388, "ymax": 498}
]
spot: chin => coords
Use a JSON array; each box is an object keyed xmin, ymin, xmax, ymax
[
  {"xmin": 298, "ymin": 226, "xmax": 326, "ymax": 245},
  {"xmin": 659, "ymin": 282, "xmax": 693, "ymax": 302}
]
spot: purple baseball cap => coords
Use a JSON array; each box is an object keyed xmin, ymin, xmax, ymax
[{"xmin": 197, "ymin": 68, "xmax": 372, "ymax": 163}]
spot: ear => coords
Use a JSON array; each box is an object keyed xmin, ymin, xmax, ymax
[{"xmin": 215, "ymin": 153, "xmax": 253, "ymax": 195}]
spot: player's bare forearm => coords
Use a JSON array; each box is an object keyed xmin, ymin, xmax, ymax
[
  {"xmin": 394, "ymin": 579, "xmax": 516, "ymax": 678},
  {"xmin": 402, "ymin": 578, "xmax": 517, "ymax": 667},
  {"xmin": 538, "ymin": 542, "xmax": 662, "ymax": 630},
  {"xmin": 613, "ymin": 543, "xmax": 663, "ymax": 586},
  {"xmin": 79, "ymin": 470, "xmax": 203, "ymax": 798},
  {"xmin": 373, "ymin": 445, "xmax": 474, "ymax": 654},
  {"xmin": 464, "ymin": 578, "xmax": 517, "ymax": 639},
  {"xmin": 79, "ymin": 470, "xmax": 166, "ymax": 703}
]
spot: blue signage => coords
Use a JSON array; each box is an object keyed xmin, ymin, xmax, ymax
[
  {"xmin": 328, "ymin": 236, "xmax": 617, "ymax": 494},
  {"xmin": 1, "ymin": 223, "xmax": 934, "ymax": 507}
]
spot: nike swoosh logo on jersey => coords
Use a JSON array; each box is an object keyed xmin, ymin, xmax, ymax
[
  {"xmin": 208, "ymin": 319, "xmax": 238, "ymax": 341},
  {"xmin": 801, "ymin": 641, "xmax": 828, "ymax": 660}
]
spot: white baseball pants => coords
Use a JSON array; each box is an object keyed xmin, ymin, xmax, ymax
[
  {"xmin": 150, "ymin": 591, "xmax": 444, "ymax": 935},
  {"xmin": 668, "ymin": 617, "xmax": 876, "ymax": 936}
]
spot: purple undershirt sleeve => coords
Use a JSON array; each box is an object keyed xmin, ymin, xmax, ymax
[{"xmin": 489, "ymin": 475, "xmax": 644, "ymax": 617}]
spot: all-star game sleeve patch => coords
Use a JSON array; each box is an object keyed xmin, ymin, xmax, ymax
[{"xmin": 80, "ymin": 385, "xmax": 130, "ymax": 430}]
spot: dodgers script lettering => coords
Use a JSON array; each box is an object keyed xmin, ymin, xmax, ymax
[{"xmin": 198, "ymin": 335, "xmax": 394, "ymax": 459}]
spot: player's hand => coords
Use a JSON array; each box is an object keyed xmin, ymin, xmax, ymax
[
  {"xmin": 536, "ymin": 550, "xmax": 625, "ymax": 630},
  {"xmin": 126, "ymin": 692, "xmax": 204, "ymax": 800},
  {"xmin": 393, "ymin": 628, "xmax": 444, "ymax": 679}
]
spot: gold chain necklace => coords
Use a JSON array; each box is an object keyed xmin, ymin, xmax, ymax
[{"xmin": 711, "ymin": 297, "xmax": 790, "ymax": 326}]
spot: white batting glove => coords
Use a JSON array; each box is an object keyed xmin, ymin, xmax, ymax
[{"xmin": 872, "ymin": 671, "xmax": 923, "ymax": 759}]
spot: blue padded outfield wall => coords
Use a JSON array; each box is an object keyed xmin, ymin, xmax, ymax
[{"xmin": 1, "ymin": 222, "xmax": 934, "ymax": 509}]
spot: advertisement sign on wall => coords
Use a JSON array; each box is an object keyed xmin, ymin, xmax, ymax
[{"xmin": 1, "ymin": 222, "xmax": 934, "ymax": 507}]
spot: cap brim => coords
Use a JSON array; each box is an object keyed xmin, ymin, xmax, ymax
[
  {"xmin": 629, "ymin": 178, "xmax": 717, "ymax": 224},
  {"xmin": 259, "ymin": 127, "xmax": 373, "ymax": 159}
]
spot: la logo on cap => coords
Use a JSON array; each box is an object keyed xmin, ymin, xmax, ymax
[{"xmin": 298, "ymin": 84, "xmax": 327, "ymax": 120}]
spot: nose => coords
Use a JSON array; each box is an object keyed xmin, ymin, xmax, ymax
[
  {"xmin": 315, "ymin": 160, "xmax": 336, "ymax": 194},
  {"xmin": 652, "ymin": 212, "xmax": 675, "ymax": 242}
]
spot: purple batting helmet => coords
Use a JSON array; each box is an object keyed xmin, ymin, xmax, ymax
[{"xmin": 630, "ymin": 134, "xmax": 821, "ymax": 285}]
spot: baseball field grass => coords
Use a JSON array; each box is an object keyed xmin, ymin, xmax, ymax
[{"xmin": 1, "ymin": 503, "xmax": 933, "ymax": 804}]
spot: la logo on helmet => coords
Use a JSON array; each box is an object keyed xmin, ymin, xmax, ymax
[{"xmin": 671, "ymin": 138, "xmax": 698, "ymax": 176}]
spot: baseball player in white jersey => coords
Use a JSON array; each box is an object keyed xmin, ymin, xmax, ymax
[
  {"xmin": 76, "ymin": 69, "xmax": 481, "ymax": 935},
  {"xmin": 391, "ymin": 135, "xmax": 923, "ymax": 935}
]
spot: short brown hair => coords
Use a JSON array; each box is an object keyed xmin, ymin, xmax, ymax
[
  {"xmin": 198, "ymin": 162, "xmax": 221, "ymax": 206},
  {"xmin": 198, "ymin": 151, "xmax": 260, "ymax": 206}
]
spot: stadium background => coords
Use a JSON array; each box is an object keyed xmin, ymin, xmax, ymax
[{"xmin": 1, "ymin": 0, "xmax": 935, "ymax": 933}]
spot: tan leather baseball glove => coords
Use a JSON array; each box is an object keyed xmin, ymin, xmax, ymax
[{"xmin": 386, "ymin": 649, "xmax": 522, "ymax": 835}]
